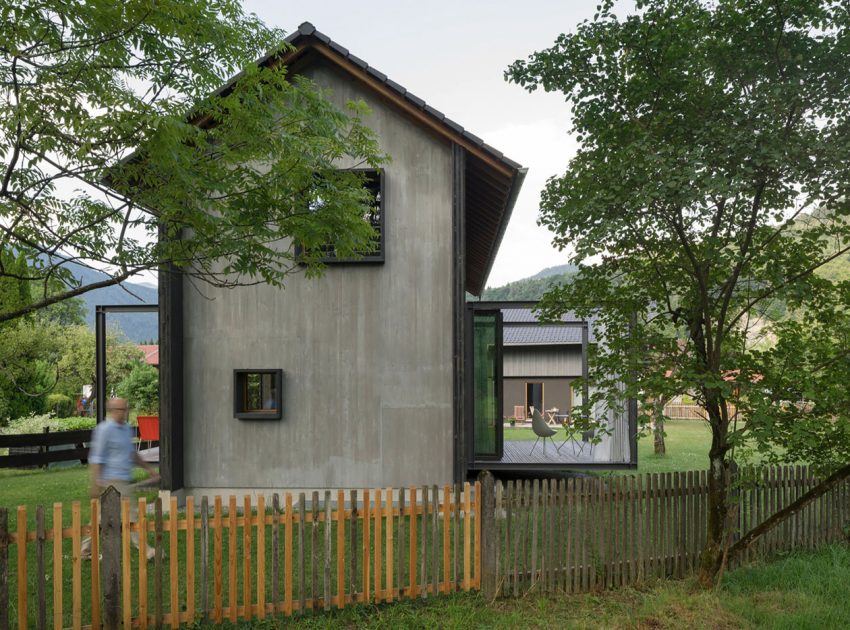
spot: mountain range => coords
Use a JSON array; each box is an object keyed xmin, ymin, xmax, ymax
[{"xmin": 61, "ymin": 261, "xmax": 158, "ymax": 342}]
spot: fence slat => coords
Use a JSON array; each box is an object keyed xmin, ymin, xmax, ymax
[
  {"xmin": 362, "ymin": 490, "xmax": 371, "ymax": 604},
  {"xmin": 255, "ymin": 494, "xmax": 264, "ymax": 620},
  {"xmin": 311, "ymin": 491, "xmax": 318, "ymax": 611},
  {"xmin": 420, "ymin": 486, "xmax": 427, "ymax": 598},
  {"xmin": 213, "ymin": 497, "xmax": 223, "ymax": 622},
  {"xmin": 154, "ymin": 498, "xmax": 163, "ymax": 629},
  {"xmin": 284, "ymin": 493, "xmax": 293, "ymax": 616},
  {"xmin": 375, "ymin": 488, "xmax": 383, "ymax": 601},
  {"xmin": 464, "ymin": 482, "xmax": 472, "ymax": 592},
  {"xmin": 432, "ymin": 485, "xmax": 440, "ymax": 596},
  {"xmin": 0, "ymin": 508, "xmax": 6, "ymax": 630},
  {"xmin": 385, "ymin": 487, "xmax": 394, "ymax": 603},
  {"xmin": 36, "ymin": 506, "xmax": 46, "ymax": 630},
  {"xmin": 564, "ymin": 479, "xmax": 573, "ymax": 593},
  {"xmin": 530, "ymin": 480, "xmax": 538, "ymax": 591},
  {"xmin": 350, "ymin": 490, "xmax": 358, "ymax": 601},
  {"xmin": 494, "ymin": 481, "xmax": 503, "ymax": 597},
  {"xmin": 407, "ymin": 488, "xmax": 415, "ymax": 598},
  {"xmin": 445, "ymin": 484, "xmax": 453, "ymax": 595},
  {"xmin": 120, "ymin": 499, "xmax": 130, "ymax": 630},
  {"xmin": 298, "ymin": 493, "xmax": 306, "ymax": 615},
  {"xmin": 138, "ymin": 498, "xmax": 148, "ymax": 630},
  {"xmin": 397, "ymin": 489, "xmax": 405, "ymax": 598},
  {"xmin": 271, "ymin": 495, "xmax": 279, "ymax": 614},
  {"xmin": 187, "ymin": 495, "xmax": 196, "ymax": 623},
  {"xmin": 52, "ymin": 503, "xmax": 62, "ymax": 630},
  {"xmin": 512, "ymin": 481, "xmax": 522, "ymax": 597},
  {"xmin": 201, "ymin": 496, "xmax": 209, "ymax": 622},
  {"xmin": 243, "ymin": 496, "xmax": 252, "ymax": 621},
  {"xmin": 454, "ymin": 483, "xmax": 460, "ymax": 591},
  {"xmin": 337, "ymin": 490, "xmax": 345, "ymax": 609},
  {"xmin": 228, "ymin": 496, "xmax": 237, "ymax": 623},
  {"xmin": 323, "ymin": 491, "xmax": 331, "ymax": 612},
  {"xmin": 15, "ymin": 507, "xmax": 26, "ymax": 630},
  {"xmin": 90, "ymin": 499, "xmax": 100, "ymax": 630},
  {"xmin": 169, "ymin": 496, "xmax": 179, "ymax": 628}
]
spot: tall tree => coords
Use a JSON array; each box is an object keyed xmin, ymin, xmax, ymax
[
  {"xmin": 508, "ymin": 0, "xmax": 850, "ymax": 585},
  {"xmin": 1, "ymin": 1, "xmax": 386, "ymax": 323}
]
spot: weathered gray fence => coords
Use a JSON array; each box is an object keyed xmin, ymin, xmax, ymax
[{"xmin": 483, "ymin": 466, "xmax": 850, "ymax": 598}]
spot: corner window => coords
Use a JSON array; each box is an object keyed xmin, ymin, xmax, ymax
[
  {"xmin": 297, "ymin": 169, "xmax": 385, "ymax": 263},
  {"xmin": 234, "ymin": 369, "xmax": 282, "ymax": 420}
]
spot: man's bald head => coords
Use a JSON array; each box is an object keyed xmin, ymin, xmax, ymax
[{"xmin": 106, "ymin": 398, "xmax": 129, "ymax": 422}]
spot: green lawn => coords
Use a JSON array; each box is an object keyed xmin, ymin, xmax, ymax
[
  {"xmin": 503, "ymin": 419, "xmax": 712, "ymax": 474},
  {"xmin": 217, "ymin": 545, "xmax": 850, "ymax": 629}
]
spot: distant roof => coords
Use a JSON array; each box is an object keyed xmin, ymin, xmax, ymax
[
  {"xmin": 138, "ymin": 344, "xmax": 159, "ymax": 366},
  {"xmin": 502, "ymin": 308, "xmax": 596, "ymax": 345}
]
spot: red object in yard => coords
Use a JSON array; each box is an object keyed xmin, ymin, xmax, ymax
[{"xmin": 137, "ymin": 415, "xmax": 159, "ymax": 449}]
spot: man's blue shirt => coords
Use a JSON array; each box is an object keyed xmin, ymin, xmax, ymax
[{"xmin": 88, "ymin": 418, "xmax": 135, "ymax": 481}]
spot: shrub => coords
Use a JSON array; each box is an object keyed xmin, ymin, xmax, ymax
[
  {"xmin": 46, "ymin": 393, "xmax": 75, "ymax": 417},
  {"xmin": 115, "ymin": 362, "xmax": 159, "ymax": 415}
]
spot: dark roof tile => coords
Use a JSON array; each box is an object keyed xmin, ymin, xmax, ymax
[
  {"xmin": 405, "ymin": 92, "xmax": 426, "ymax": 109},
  {"xmin": 424, "ymin": 104, "xmax": 446, "ymax": 120},
  {"xmin": 347, "ymin": 53, "xmax": 368, "ymax": 69},
  {"xmin": 297, "ymin": 22, "xmax": 316, "ymax": 35},
  {"xmin": 462, "ymin": 130, "xmax": 484, "ymax": 145},
  {"xmin": 384, "ymin": 78, "xmax": 407, "ymax": 95},
  {"xmin": 327, "ymin": 40, "xmax": 349, "ymax": 56},
  {"xmin": 366, "ymin": 66, "xmax": 388, "ymax": 82}
]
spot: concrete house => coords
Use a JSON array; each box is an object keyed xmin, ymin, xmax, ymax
[{"xmin": 155, "ymin": 24, "xmax": 635, "ymax": 495}]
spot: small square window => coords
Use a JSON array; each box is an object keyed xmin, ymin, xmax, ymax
[
  {"xmin": 234, "ymin": 369, "xmax": 282, "ymax": 420},
  {"xmin": 296, "ymin": 169, "xmax": 385, "ymax": 263}
]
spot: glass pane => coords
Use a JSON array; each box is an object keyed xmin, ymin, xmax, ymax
[
  {"xmin": 473, "ymin": 312, "xmax": 498, "ymax": 457},
  {"xmin": 245, "ymin": 374, "xmax": 262, "ymax": 411}
]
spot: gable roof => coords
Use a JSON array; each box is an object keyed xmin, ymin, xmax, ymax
[
  {"xmin": 220, "ymin": 22, "xmax": 526, "ymax": 295},
  {"xmin": 502, "ymin": 307, "xmax": 597, "ymax": 345}
]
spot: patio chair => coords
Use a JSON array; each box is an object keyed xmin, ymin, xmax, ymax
[
  {"xmin": 529, "ymin": 408, "xmax": 559, "ymax": 455},
  {"xmin": 137, "ymin": 415, "xmax": 159, "ymax": 451}
]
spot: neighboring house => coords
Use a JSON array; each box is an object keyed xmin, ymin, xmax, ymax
[
  {"xmin": 148, "ymin": 23, "xmax": 634, "ymax": 495},
  {"xmin": 500, "ymin": 308, "xmax": 595, "ymax": 421},
  {"xmin": 138, "ymin": 345, "xmax": 159, "ymax": 368}
]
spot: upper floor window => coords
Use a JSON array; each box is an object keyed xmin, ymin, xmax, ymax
[{"xmin": 297, "ymin": 169, "xmax": 384, "ymax": 264}]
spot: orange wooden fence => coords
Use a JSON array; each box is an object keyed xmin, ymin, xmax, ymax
[{"xmin": 0, "ymin": 482, "xmax": 480, "ymax": 629}]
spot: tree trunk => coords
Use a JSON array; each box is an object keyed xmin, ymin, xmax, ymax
[
  {"xmin": 653, "ymin": 397, "xmax": 666, "ymax": 455},
  {"xmin": 698, "ymin": 392, "xmax": 732, "ymax": 587}
]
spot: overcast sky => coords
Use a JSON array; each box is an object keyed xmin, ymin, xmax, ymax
[{"xmin": 245, "ymin": 0, "xmax": 628, "ymax": 288}]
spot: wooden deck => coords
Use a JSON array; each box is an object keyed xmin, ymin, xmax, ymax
[{"xmin": 499, "ymin": 439, "xmax": 598, "ymax": 465}]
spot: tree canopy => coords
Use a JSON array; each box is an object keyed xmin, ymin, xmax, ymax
[
  {"xmin": 1, "ymin": 0, "xmax": 386, "ymax": 323},
  {"xmin": 507, "ymin": 0, "xmax": 850, "ymax": 584}
]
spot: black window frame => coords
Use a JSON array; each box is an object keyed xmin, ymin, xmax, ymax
[
  {"xmin": 233, "ymin": 369, "xmax": 283, "ymax": 420},
  {"xmin": 296, "ymin": 168, "xmax": 385, "ymax": 264}
]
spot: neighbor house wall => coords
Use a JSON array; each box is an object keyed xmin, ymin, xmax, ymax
[
  {"xmin": 503, "ymin": 346, "xmax": 583, "ymax": 378},
  {"xmin": 181, "ymin": 60, "xmax": 455, "ymax": 490},
  {"xmin": 503, "ymin": 377, "xmax": 574, "ymax": 419}
]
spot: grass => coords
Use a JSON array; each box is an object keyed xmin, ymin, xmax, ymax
[
  {"xmin": 503, "ymin": 419, "xmax": 712, "ymax": 474},
  {"xmin": 212, "ymin": 545, "xmax": 850, "ymax": 629}
]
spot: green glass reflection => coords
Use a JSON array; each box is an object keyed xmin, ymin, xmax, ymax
[{"xmin": 473, "ymin": 313, "xmax": 498, "ymax": 456}]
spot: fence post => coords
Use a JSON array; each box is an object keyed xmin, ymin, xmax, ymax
[
  {"xmin": 0, "ymin": 507, "xmax": 8, "ymax": 630},
  {"xmin": 100, "ymin": 486, "xmax": 122, "ymax": 630},
  {"xmin": 479, "ymin": 471, "xmax": 497, "ymax": 600}
]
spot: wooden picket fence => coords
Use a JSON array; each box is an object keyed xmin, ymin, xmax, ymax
[
  {"xmin": 487, "ymin": 466, "xmax": 850, "ymax": 597},
  {"xmin": 0, "ymin": 482, "xmax": 480, "ymax": 630},
  {"xmin": 662, "ymin": 403, "xmax": 737, "ymax": 420}
]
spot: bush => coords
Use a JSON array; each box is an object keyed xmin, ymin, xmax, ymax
[
  {"xmin": 46, "ymin": 393, "xmax": 76, "ymax": 417},
  {"xmin": 0, "ymin": 413, "xmax": 96, "ymax": 435},
  {"xmin": 115, "ymin": 362, "xmax": 159, "ymax": 415}
]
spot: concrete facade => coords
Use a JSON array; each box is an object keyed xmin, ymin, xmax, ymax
[{"xmin": 181, "ymin": 60, "xmax": 455, "ymax": 491}]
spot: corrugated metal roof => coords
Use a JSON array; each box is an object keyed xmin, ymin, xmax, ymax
[
  {"xmin": 501, "ymin": 308, "xmax": 596, "ymax": 344},
  {"xmin": 504, "ymin": 325, "xmax": 583, "ymax": 345}
]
